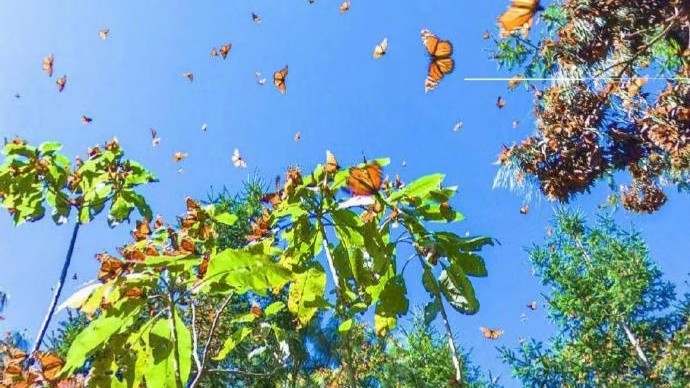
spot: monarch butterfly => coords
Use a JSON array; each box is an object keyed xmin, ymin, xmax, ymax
[
  {"xmin": 36, "ymin": 352, "xmax": 64, "ymax": 381},
  {"xmin": 527, "ymin": 300, "xmax": 537, "ymax": 310},
  {"xmin": 325, "ymin": 150, "xmax": 340, "ymax": 173},
  {"xmin": 97, "ymin": 253, "xmax": 129, "ymax": 283},
  {"xmin": 150, "ymin": 128, "xmax": 161, "ymax": 147},
  {"xmin": 339, "ymin": 1, "xmax": 350, "ymax": 14},
  {"xmin": 347, "ymin": 161, "xmax": 383, "ymax": 196},
  {"xmin": 252, "ymin": 12, "xmax": 262, "ymax": 24},
  {"xmin": 56, "ymin": 75, "xmax": 67, "ymax": 92},
  {"xmin": 42, "ymin": 54, "xmax": 54, "ymax": 77},
  {"xmin": 497, "ymin": 96, "xmax": 506, "ymax": 108},
  {"xmin": 421, "ymin": 29, "xmax": 454, "ymax": 92},
  {"xmin": 482, "ymin": 30, "xmax": 491, "ymax": 40},
  {"xmin": 98, "ymin": 28, "xmax": 110, "ymax": 40},
  {"xmin": 512, "ymin": 120, "xmax": 520, "ymax": 129},
  {"xmin": 273, "ymin": 65, "xmax": 288, "ymax": 94},
  {"xmin": 498, "ymin": 0, "xmax": 542, "ymax": 37},
  {"xmin": 211, "ymin": 47, "xmax": 218, "ymax": 57},
  {"xmin": 232, "ymin": 148, "xmax": 247, "ymax": 168},
  {"xmin": 453, "ymin": 121, "xmax": 463, "ymax": 132},
  {"xmin": 246, "ymin": 207, "xmax": 271, "ymax": 242},
  {"xmin": 373, "ymin": 38, "xmax": 388, "ymax": 59},
  {"xmin": 294, "ymin": 131, "xmax": 301, "ymax": 142},
  {"xmin": 183, "ymin": 72, "xmax": 194, "ymax": 82},
  {"xmin": 251, "ymin": 302, "xmax": 262, "ymax": 318},
  {"xmin": 173, "ymin": 151, "xmax": 188, "ymax": 162},
  {"xmin": 131, "ymin": 218, "xmax": 151, "ymax": 241},
  {"xmin": 201, "ymin": 122, "xmax": 208, "ymax": 132},
  {"xmin": 81, "ymin": 115, "xmax": 92, "ymax": 124},
  {"xmin": 520, "ymin": 204, "xmax": 529, "ymax": 214},
  {"xmin": 220, "ymin": 43, "xmax": 232, "ymax": 59},
  {"xmin": 480, "ymin": 326, "xmax": 504, "ymax": 339}
]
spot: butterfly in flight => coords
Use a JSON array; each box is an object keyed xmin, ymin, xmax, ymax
[
  {"xmin": 183, "ymin": 72, "xmax": 194, "ymax": 82},
  {"xmin": 520, "ymin": 204, "xmax": 529, "ymax": 214},
  {"xmin": 294, "ymin": 132, "xmax": 301, "ymax": 142},
  {"xmin": 99, "ymin": 29, "xmax": 110, "ymax": 40},
  {"xmin": 56, "ymin": 75, "xmax": 67, "ymax": 92},
  {"xmin": 498, "ymin": 0, "xmax": 542, "ymax": 37},
  {"xmin": 453, "ymin": 121, "xmax": 463, "ymax": 132},
  {"xmin": 421, "ymin": 29, "xmax": 454, "ymax": 92},
  {"xmin": 211, "ymin": 47, "xmax": 218, "ymax": 57},
  {"xmin": 150, "ymin": 128, "xmax": 161, "ymax": 147},
  {"xmin": 81, "ymin": 115, "xmax": 93, "ymax": 124},
  {"xmin": 480, "ymin": 326, "xmax": 504, "ymax": 340},
  {"xmin": 220, "ymin": 43, "xmax": 232, "ymax": 59},
  {"xmin": 42, "ymin": 54, "xmax": 54, "ymax": 77},
  {"xmin": 252, "ymin": 12, "xmax": 262, "ymax": 24},
  {"xmin": 201, "ymin": 122, "xmax": 208, "ymax": 132},
  {"xmin": 497, "ymin": 96, "xmax": 506, "ymax": 108},
  {"xmin": 173, "ymin": 152, "xmax": 188, "ymax": 162},
  {"xmin": 339, "ymin": 1, "xmax": 350, "ymax": 14},
  {"xmin": 373, "ymin": 38, "xmax": 388, "ymax": 59},
  {"xmin": 232, "ymin": 148, "xmax": 247, "ymax": 168},
  {"xmin": 527, "ymin": 300, "xmax": 537, "ymax": 310},
  {"xmin": 273, "ymin": 65, "xmax": 288, "ymax": 94},
  {"xmin": 347, "ymin": 161, "xmax": 383, "ymax": 196}
]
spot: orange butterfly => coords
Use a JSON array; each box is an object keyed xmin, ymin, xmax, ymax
[
  {"xmin": 480, "ymin": 326, "xmax": 504, "ymax": 339},
  {"xmin": 251, "ymin": 302, "xmax": 263, "ymax": 318},
  {"xmin": 42, "ymin": 54, "xmax": 54, "ymax": 77},
  {"xmin": 56, "ymin": 75, "xmax": 67, "ymax": 92},
  {"xmin": 220, "ymin": 43, "xmax": 232, "ymax": 59},
  {"xmin": 347, "ymin": 161, "xmax": 383, "ymax": 196},
  {"xmin": 131, "ymin": 218, "xmax": 151, "ymax": 241},
  {"xmin": 173, "ymin": 152, "xmax": 188, "ymax": 162},
  {"xmin": 246, "ymin": 208, "xmax": 272, "ymax": 242},
  {"xmin": 96, "ymin": 253, "xmax": 130, "ymax": 283},
  {"xmin": 274, "ymin": 65, "xmax": 288, "ymax": 94},
  {"xmin": 98, "ymin": 29, "xmax": 110, "ymax": 40},
  {"xmin": 373, "ymin": 38, "xmax": 388, "ymax": 59},
  {"xmin": 421, "ymin": 29, "xmax": 454, "ymax": 92},
  {"xmin": 211, "ymin": 47, "xmax": 218, "ymax": 57},
  {"xmin": 36, "ymin": 352, "xmax": 64, "ymax": 381},
  {"xmin": 325, "ymin": 150, "xmax": 340, "ymax": 173},
  {"xmin": 520, "ymin": 204, "xmax": 529, "ymax": 214},
  {"xmin": 498, "ymin": 0, "xmax": 542, "ymax": 37}
]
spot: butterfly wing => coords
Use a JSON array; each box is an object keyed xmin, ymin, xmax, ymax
[
  {"xmin": 373, "ymin": 38, "xmax": 388, "ymax": 59},
  {"xmin": 425, "ymin": 57, "xmax": 455, "ymax": 92},
  {"xmin": 498, "ymin": 0, "xmax": 539, "ymax": 36},
  {"xmin": 273, "ymin": 66, "xmax": 288, "ymax": 94},
  {"xmin": 347, "ymin": 162, "xmax": 382, "ymax": 196}
]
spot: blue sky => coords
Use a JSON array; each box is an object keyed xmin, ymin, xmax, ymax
[{"xmin": 1, "ymin": 1, "xmax": 689, "ymax": 385}]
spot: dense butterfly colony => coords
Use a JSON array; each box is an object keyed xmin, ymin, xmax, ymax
[
  {"xmin": 0, "ymin": 0, "xmax": 543, "ymax": 386},
  {"xmin": 496, "ymin": 0, "xmax": 690, "ymax": 213}
]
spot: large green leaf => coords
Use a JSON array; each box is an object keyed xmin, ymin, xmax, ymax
[
  {"xmin": 62, "ymin": 300, "xmax": 143, "ymax": 375},
  {"xmin": 174, "ymin": 310, "xmax": 192, "ymax": 385},
  {"xmin": 288, "ymin": 264, "xmax": 326, "ymax": 325},
  {"xmin": 214, "ymin": 326, "xmax": 252, "ymax": 361},
  {"xmin": 388, "ymin": 173, "xmax": 444, "ymax": 202},
  {"xmin": 374, "ymin": 275, "xmax": 409, "ymax": 335},
  {"xmin": 439, "ymin": 264, "xmax": 479, "ymax": 314},
  {"xmin": 145, "ymin": 319, "xmax": 177, "ymax": 388}
]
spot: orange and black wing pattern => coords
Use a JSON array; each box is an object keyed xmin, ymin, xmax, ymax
[
  {"xmin": 347, "ymin": 161, "xmax": 383, "ymax": 196},
  {"xmin": 498, "ymin": 0, "xmax": 541, "ymax": 37},
  {"xmin": 421, "ymin": 29, "xmax": 454, "ymax": 92},
  {"xmin": 273, "ymin": 65, "xmax": 288, "ymax": 94},
  {"xmin": 480, "ymin": 326, "xmax": 504, "ymax": 339}
]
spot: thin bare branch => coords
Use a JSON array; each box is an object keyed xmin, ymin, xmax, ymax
[{"xmin": 189, "ymin": 293, "xmax": 234, "ymax": 388}]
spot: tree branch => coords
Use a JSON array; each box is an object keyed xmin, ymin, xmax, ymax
[
  {"xmin": 167, "ymin": 278, "xmax": 183, "ymax": 388},
  {"xmin": 30, "ymin": 220, "xmax": 80, "ymax": 356},
  {"xmin": 189, "ymin": 293, "xmax": 234, "ymax": 388},
  {"xmin": 190, "ymin": 302, "xmax": 202, "ymax": 374},
  {"xmin": 420, "ymin": 255, "xmax": 463, "ymax": 387}
]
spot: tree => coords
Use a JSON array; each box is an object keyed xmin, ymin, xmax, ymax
[
  {"xmin": 501, "ymin": 210, "xmax": 690, "ymax": 386},
  {"xmin": 492, "ymin": 0, "xmax": 690, "ymax": 212}
]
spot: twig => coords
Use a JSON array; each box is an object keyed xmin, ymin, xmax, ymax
[
  {"xmin": 167, "ymin": 277, "xmax": 183, "ymax": 388},
  {"xmin": 190, "ymin": 303, "xmax": 202, "ymax": 374},
  {"xmin": 189, "ymin": 293, "xmax": 234, "ymax": 388},
  {"xmin": 30, "ymin": 221, "xmax": 80, "ymax": 355},
  {"xmin": 208, "ymin": 366, "xmax": 281, "ymax": 377},
  {"xmin": 420, "ymin": 256, "xmax": 463, "ymax": 387}
]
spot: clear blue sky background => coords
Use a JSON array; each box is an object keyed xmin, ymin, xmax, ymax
[{"xmin": 1, "ymin": 1, "xmax": 689, "ymax": 386}]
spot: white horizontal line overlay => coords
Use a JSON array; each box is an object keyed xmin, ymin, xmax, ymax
[{"xmin": 464, "ymin": 77, "xmax": 690, "ymax": 82}]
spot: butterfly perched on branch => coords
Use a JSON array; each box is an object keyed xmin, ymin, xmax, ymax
[
  {"xmin": 347, "ymin": 161, "xmax": 383, "ymax": 196},
  {"xmin": 421, "ymin": 29, "xmax": 454, "ymax": 92}
]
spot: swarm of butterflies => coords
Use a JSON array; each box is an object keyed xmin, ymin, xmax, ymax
[{"xmin": 35, "ymin": 0, "xmax": 542, "ymax": 341}]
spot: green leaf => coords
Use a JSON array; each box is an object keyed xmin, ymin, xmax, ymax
[
  {"xmin": 213, "ymin": 212, "xmax": 238, "ymax": 226},
  {"xmin": 338, "ymin": 318, "xmax": 354, "ymax": 333},
  {"xmin": 374, "ymin": 275, "xmax": 409, "ymax": 335},
  {"xmin": 423, "ymin": 301, "xmax": 440, "ymax": 325},
  {"xmin": 264, "ymin": 301, "xmax": 286, "ymax": 316},
  {"xmin": 146, "ymin": 319, "xmax": 176, "ymax": 388},
  {"xmin": 388, "ymin": 173, "xmax": 444, "ymax": 202},
  {"xmin": 288, "ymin": 264, "xmax": 326, "ymax": 325},
  {"xmin": 62, "ymin": 300, "xmax": 143, "ymax": 375},
  {"xmin": 439, "ymin": 264, "xmax": 479, "ymax": 314},
  {"xmin": 174, "ymin": 310, "xmax": 192, "ymax": 385},
  {"xmin": 38, "ymin": 141, "xmax": 62, "ymax": 154},
  {"xmin": 214, "ymin": 327, "xmax": 252, "ymax": 361}
]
